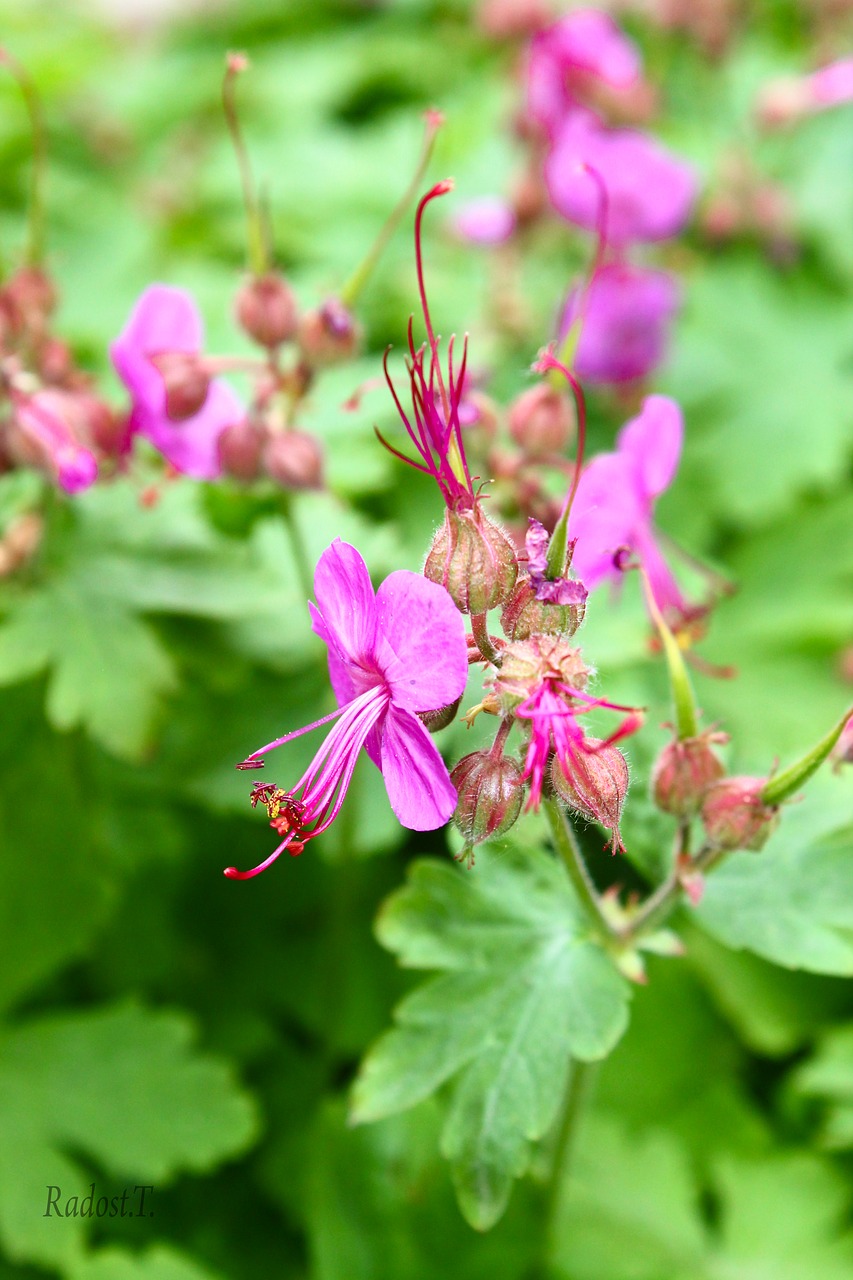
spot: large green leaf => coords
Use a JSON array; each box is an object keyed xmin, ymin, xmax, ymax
[
  {"xmin": 0, "ymin": 1004, "xmax": 258, "ymax": 1269},
  {"xmin": 791, "ymin": 1025, "xmax": 853, "ymax": 1151},
  {"xmin": 351, "ymin": 848, "xmax": 630, "ymax": 1229}
]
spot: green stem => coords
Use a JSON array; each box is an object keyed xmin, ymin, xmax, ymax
[
  {"xmin": 531, "ymin": 1059, "xmax": 596, "ymax": 1280},
  {"xmin": 544, "ymin": 799, "xmax": 614, "ymax": 941},
  {"xmin": 0, "ymin": 49, "xmax": 46, "ymax": 266},
  {"xmin": 280, "ymin": 494, "xmax": 312, "ymax": 600},
  {"xmin": 222, "ymin": 53, "xmax": 267, "ymax": 276},
  {"xmin": 617, "ymin": 840, "xmax": 718, "ymax": 944},
  {"xmin": 471, "ymin": 612, "xmax": 502, "ymax": 667}
]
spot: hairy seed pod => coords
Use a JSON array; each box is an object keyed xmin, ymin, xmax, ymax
[{"xmin": 424, "ymin": 507, "xmax": 518, "ymax": 614}]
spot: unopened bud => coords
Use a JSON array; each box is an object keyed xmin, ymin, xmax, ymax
[
  {"xmin": 218, "ymin": 417, "xmax": 267, "ymax": 482},
  {"xmin": 263, "ymin": 430, "xmax": 324, "ymax": 490},
  {"xmin": 501, "ymin": 574, "xmax": 586, "ymax": 641},
  {"xmin": 235, "ymin": 272, "xmax": 298, "ymax": 348},
  {"xmin": 651, "ymin": 732, "xmax": 727, "ymax": 818},
  {"xmin": 4, "ymin": 267, "xmax": 57, "ymax": 328},
  {"xmin": 451, "ymin": 747, "xmax": 525, "ymax": 845},
  {"xmin": 508, "ymin": 385, "xmax": 574, "ymax": 457},
  {"xmin": 150, "ymin": 352, "xmax": 211, "ymax": 421},
  {"xmin": 476, "ymin": 0, "xmax": 550, "ymax": 39},
  {"xmin": 701, "ymin": 776, "xmax": 779, "ymax": 852},
  {"xmin": 496, "ymin": 635, "xmax": 589, "ymax": 712},
  {"xmin": 551, "ymin": 740, "xmax": 629, "ymax": 853},
  {"xmin": 38, "ymin": 337, "xmax": 75, "ymax": 385},
  {"xmin": 297, "ymin": 298, "xmax": 360, "ymax": 366},
  {"xmin": 424, "ymin": 507, "xmax": 518, "ymax": 614},
  {"xmin": 419, "ymin": 695, "xmax": 462, "ymax": 733}
]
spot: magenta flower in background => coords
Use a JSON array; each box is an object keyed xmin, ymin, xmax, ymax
[
  {"xmin": 453, "ymin": 196, "xmax": 517, "ymax": 245},
  {"xmin": 225, "ymin": 539, "xmax": 468, "ymax": 879},
  {"xmin": 525, "ymin": 517, "xmax": 589, "ymax": 606},
  {"xmin": 526, "ymin": 9, "xmax": 641, "ymax": 138},
  {"xmin": 545, "ymin": 114, "xmax": 697, "ymax": 244},
  {"xmin": 807, "ymin": 57, "xmax": 853, "ymax": 108},
  {"xmin": 13, "ymin": 390, "xmax": 98, "ymax": 494},
  {"xmin": 561, "ymin": 262, "xmax": 681, "ymax": 384},
  {"xmin": 111, "ymin": 284, "xmax": 243, "ymax": 480},
  {"xmin": 569, "ymin": 395, "xmax": 688, "ymax": 620}
]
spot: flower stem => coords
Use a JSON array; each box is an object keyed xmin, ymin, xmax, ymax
[
  {"xmin": 280, "ymin": 494, "xmax": 312, "ymax": 600},
  {"xmin": 544, "ymin": 799, "xmax": 615, "ymax": 941},
  {"xmin": 471, "ymin": 612, "xmax": 502, "ymax": 666}
]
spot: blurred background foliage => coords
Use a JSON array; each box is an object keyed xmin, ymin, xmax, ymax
[{"xmin": 0, "ymin": 0, "xmax": 851, "ymax": 1276}]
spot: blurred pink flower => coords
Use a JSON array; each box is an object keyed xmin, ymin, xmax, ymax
[
  {"xmin": 526, "ymin": 9, "xmax": 641, "ymax": 137},
  {"xmin": 808, "ymin": 57, "xmax": 853, "ymax": 108},
  {"xmin": 561, "ymin": 262, "xmax": 681, "ymax": 384},
  {"xmin": 226, "ymin": 539, "xmax": 468, "ymax": 878},
  {"xmin": 545, "ymin": 114, "xmax": 697, "ymax": 245},
  {"xmin": 453, "ymin": 196, "xmax": 516, "ymax": 245},
  {"xmin": 13, "ymin": 390, "xmax": 98, "ymax": 494},
  {"xmin": 111, "ymin": 284, "xmax": 243, "ymax": 480},
  {"xmin": 569, "ymin": 395, "xmax": 687, "ymax": 620}
]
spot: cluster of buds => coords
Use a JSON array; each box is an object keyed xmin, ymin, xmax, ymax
[{"xmin": 700, "ymin": 150, "xmax": 797, "ymax": 263}]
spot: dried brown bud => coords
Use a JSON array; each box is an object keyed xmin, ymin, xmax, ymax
[
  {"xmin": 651, "ymin": 732, "xmax": 727, "ymax": 818},
  {"xmin": 501, "ymin": 575, "xmax": 586, "ymax": 641},
  {"xmin": 297, "ymin": 298, "xmax": 360, "ymax": 367},
  {"xmin": 551, "ymin": 739, "xmax": 629, "ymax": 853},
  {"xmin": 218, "ymin": 417, "xmax": 266, "ymax": 482},
  {"xmin": 235, "ymin": 272, "xmax": 298, "ymax": 348},
  {"xmin": 263, "ymin": 430, "xmax": 324, "ymax": 490},
  {"xmin": 701, "ymin": 776, "xmax": 779, "ymax": 852},
  {"xmin": 424, "ymin": 507, "xmax": 518, "ymax": 615},
  {"xmin": 419, "ymin": 695, "xmax": 462, "ymax": 734},
  {"xmin": 150, "ymin": 352, "xmax": 211, "ymax": 421},
  {"xmin": 451, "ymin": 747, "xmax": 525, "ymax": 845}
]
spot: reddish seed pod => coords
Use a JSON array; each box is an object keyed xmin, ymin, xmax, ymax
[
  {"xmin": 551, "ymin": 739, "xmax": 629, "ymax": 853},
  {"xmin": 501, "ymin": 575, "xmax": 586, "ymax": 641},
  {"xmin": 297, "ymin": 298, "xmax": 360, "ymax": 367},
  {"xmin": 235, "ymin": 272, "xmax": 298, "ymax": 348},
  {"xmin": 4, "ymin": 266, "xmax": 57, "ymax": 329},
  {"xmin": 150, "ymin": 352, "xmax": 211, "ymax": 421},
  {"xmin": 508, "ymin": 385, "xmax": 574, "ymax": 457},
  {"xmin": 218, "ymin": 417, "xmax": 267, "ymax": 482},
  {"xmin": 701, "ymin": 776, "xmax": 779, "ymax": 852},
  {"xmin": 263, "ymin": 430, "xmax": 324, "ymax": 490},
  {"xmin": 424, "ymin": 507, "xmax": 518, "ymax": 615},
  {"xmin": 651, "ymin": 732, "xmax": 727, "ymax": 818},
  {"xmin": 476, "ymin": 0, "xmax": 550, "ymax": 39},
  {"xmin": 451, "ymin": 747, "xmax": 525, "ymax": 845}
]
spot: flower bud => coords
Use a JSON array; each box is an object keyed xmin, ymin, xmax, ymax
[
  {"xmin": 419, "ymin": 695, "xmax": 462, "ymax": 734},
  {"xmin": 297, "ymin": 298, "xmax": 360, "ymax": 366},
  {"xmin": 235, "ymin": 272, "xmax": 298, "ymax": 348},
  {"xmin": 4, "ymin": 267, "xmax": 57, "ymax": 329},
  {"xmin": 501, "ymin": 575, "xmax": 586, "ymax": 641},
  {"xmin": 451, "ymin": 748, "xmax": 525, "ymax": 845},
  {"xmin": 150, "ymin": 352, "xmax": 211, "ymax": 421},
  {"xmin": 263, "ymin": 430, "xmax": 324, "ymax": 490},
  {"xmin": 496, "ymin": 635, "xmax": 589, "ymax": 712},
  {"xmin": 551, "ymin": 739, "xmax": 629, "ymax": 853},
  {"xmin": 651, "ymin": 732, "xmax": 726, "ymax": 818},
  {"xmin": 424, "ymin": 507, "xmax": 518, "ymax": 614},
  {"xmin": 700, "ymin": 776, "xmax": 779, "ymax": 852},
  {"xmin": 508, "ymin": 385, "xmax": 574, "ymax": 457},
  {"xmin": 38, "ymin": 337, "xmax": 75, "ymax": 385},
  {"xmin": 218, "ymin": 417, "xmax": 267, "ymax": 482},
  {"xmin": 476, "ymin": 0, "xmax": 550, "ymax": 39}
]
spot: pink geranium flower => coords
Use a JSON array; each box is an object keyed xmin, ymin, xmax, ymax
[
  {"xmin": 111, "ymin": 284, "xmax": 243, "ymax": 480},
  {"xmin": 13, "ymin": 389, "xmax": 98, "ymax": 494},
  {"xmin": 226, "ymin": 539, "xmax": 468, "ymax": 879},
  {"xmin": 560, "ymin": 262, "xmax": 681, "ymax": 385},
  {"xmin": 545, "ymin": 114, "xmax": 697, "ymax": 245},
  {"xmin": 807, "ymin": 57, "xmax": 853, "ymax": 108},
  {"xmin": 526, "ymin": 9, "xmax": 641, "ymax": 137},
  {"xmin": 569, "ymin": 395, "xmax": 688, "ymax": 621},
  {"xmin": 453, "ymin": 196, "xmax": 517, "ymax": 245}
]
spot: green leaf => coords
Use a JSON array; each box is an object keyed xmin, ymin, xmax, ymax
[
  {"xmin": 791, "ymin": 1025, "xmax": 853, "ymax": 1150},
  {"xmin": 695, "ymin": 777, "xmax": 853, "ymax": 975},
  {"xmin": 69, "ymin": 1246, "xmax": 225, "ymax": 1280},
  {"xmin": 0, "ymin": 1003, "xmax": 258, "ymax": 1268},
  {"xmin": 351, "ymin": 848, "xmax": 630, "ymax": 1229}
]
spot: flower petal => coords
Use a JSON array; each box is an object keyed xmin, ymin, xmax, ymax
[
  {"xmin": 568, "ymin": 452, "xmax": 643, "ymax": 587},
  {"xmin": 379, "ymin": 705, "xmax": 458, "ymax": 830},
  {"xmin": 111, "ymin": 284, "xmax": 203, "ymax": 413},
  {"xmin": 375, "ymin": 570, "xmax": 468, "ymax": 712},
  {"xmin": 617, "ymin": 394, "xmax": 683, "ymax": 498},
  {"xmin": 312, "ymin": 540, "xmax": 378, "ymax": 668},
  {"xmin": 138, "ymin": 378, "xmax": 242, "ymax": 480}
]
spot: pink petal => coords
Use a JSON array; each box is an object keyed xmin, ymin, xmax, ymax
[
  {"xmin": 374, "ymin": 570, "xmax": 468, "ymax": 712},
  {"xmin": 808, "ymin": 58, "xmax": 853, "ymax": 108},
  {"xmin": 311, "ymin": 540, "xmax": 378, "ymax": 668},
  {"xmin": 617, "ymin": 395, "xmax": 683, "ymax": 499},
  {"xmin": 111, "ymin": 284, "xmax": 203, "ymax": 410},
  {"xmin": 139, "ymin": 378, "xmax": 242, "ymax": 480},
  {"xmin": 453, "ymin": 197, "xmax": 516, "ymax": 245},
  {"xmin": 379, "ymin": 704, "xmax": 458, "ymax": 830},
  {"xmin": 568, "ymin": 452, "xmax": 643, "ymax": 587}
]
